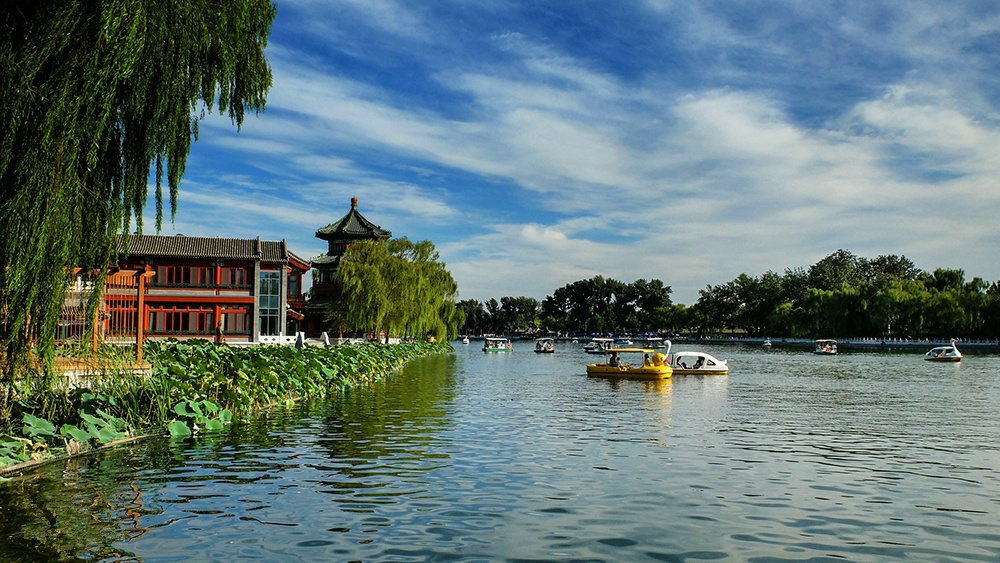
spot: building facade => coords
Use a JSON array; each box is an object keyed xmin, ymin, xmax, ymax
[
  {"xmin": 111, "ymin": 234, "xmax": 310, "ymax": 342},
  {"xmin": 305, "ymin": 198, "xmax": 391, "ymax": 335}
]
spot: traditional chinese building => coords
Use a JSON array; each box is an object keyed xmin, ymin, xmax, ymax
[
  {"xmin": 108, "ymin": 234, "xmax": 310, "ymax": 342},
  {"xmin": 305, "ymin": 197, "xmax": 391, "ymax": 335}
]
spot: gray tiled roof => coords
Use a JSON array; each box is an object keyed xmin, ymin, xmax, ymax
[
  {"xmin": 119, "ymin": 234, "xmax": 301, "ymax": 265},
  {"xmin": 310, "ymin": 254, "xmax": 340, "ymax": 266},
  {"xmin": 316, "ymin": 198, "xmax": 391, "ymax": 241}
]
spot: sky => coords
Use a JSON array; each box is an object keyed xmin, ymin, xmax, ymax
[{"xmin": 160, "ymin": 0, "xmax": 1000, "ymax": 305}]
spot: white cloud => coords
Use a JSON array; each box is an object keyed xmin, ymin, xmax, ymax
[{"xmin": 172, "ymin": 1, "xmax": 1000, "ymax": 304}]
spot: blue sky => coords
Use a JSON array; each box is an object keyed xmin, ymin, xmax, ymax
[{"xmin": 162, "ymin": 0, "xmax": 1000, "ymax": 305}]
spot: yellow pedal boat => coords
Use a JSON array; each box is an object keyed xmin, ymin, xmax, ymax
[{"xmin": 586, "ymin": 348, "xmax": 672, "ymax": 380}]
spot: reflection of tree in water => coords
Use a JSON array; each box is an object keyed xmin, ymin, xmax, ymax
[
  {"xmin": 0, "ymin": 352, "xmax": 459, "ymax": 559},
  {"xmin": 314, "ymin": 353, "xmax": 459, "ymax": 479},
  {"xmin": 0, "ymin": 454, "xmax": 143, "ymax": 561}
]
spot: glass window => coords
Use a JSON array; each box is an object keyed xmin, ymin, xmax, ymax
[{"xmin": 258, "ymin": 271, "xmax": 281, "ymax": 336}]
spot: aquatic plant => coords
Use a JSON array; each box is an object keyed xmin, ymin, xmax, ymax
[
  {"xmin": 0, "ymin": 339, "xmax": 450, "ymax": 471},
  {"xmin": 166, "ymin": 398, "xmax": 232, "ymax": 437}
]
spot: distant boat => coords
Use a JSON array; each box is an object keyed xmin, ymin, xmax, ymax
[
  {"xmin": 814, "ymin": 339, "xmax": 838, "ymax": 355},
  {"xmin": 763, "ymin": 338, "xmax": 772, "ymax": 348},
  {"xmin": 924, "ymin": 339, "xmax": 961, "ymax": 362},
  {"xmin": 534, "ymin": 337, "xmax": 555, "ymax": 353},
  {"xmin": 462, "ymin": 336, "xmax": 470, "ymax": 345},
  {"xmin": 583, "ymin": 338, "xmax": 614, "ymax": 354},
  {"xmin": 483, "ymin": 337, "xmax": 512, "ymax": 352}
]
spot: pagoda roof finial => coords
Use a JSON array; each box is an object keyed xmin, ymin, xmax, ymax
[{"xmin": 315, "ymin": 197, "xmax": 391, "ymax": 241}]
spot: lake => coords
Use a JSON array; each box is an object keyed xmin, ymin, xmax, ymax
[{"xmin": 2, "ymin": 341, "xmax": 999, "ymax": 562}]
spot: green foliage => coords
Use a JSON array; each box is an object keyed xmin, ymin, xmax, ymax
[
  {"xmin": 336, "ymin": 238, "xmax": 463, "ymax": 342},
  {"xmin": 21, "ymin": 413, "xmax": 59, "ymax": 444},
  {"xmin": 168, "ymin": 398, "xmax": 232, "ymax": 436},
  {"xmin": 539, "ymin": 276, "xmax": 674, "ymax": 335},
  {"xmin": 468, "ymin": 249, "xmax": 999, "ymax": 340},
  {"xmin": 0, "ymin": 0, "xmax": 277, "ymax": 378},
  {"xmin": 66, "ymin": 410, "xmax": 129, "ymax": 445},
  {"xmin": 0, "ymin": 338, "xmax": 449, "ymax": 470},
  {"xmin": 690, "ymin": 250, "xmax": 1000, "ymax": 339},
  {"xmin": 145, "ymin": 338, "xmax": 448, "ymax": 418},
  {"xmin": 0, "ymin": 435, "xmax": 33, "ymax": 468}
]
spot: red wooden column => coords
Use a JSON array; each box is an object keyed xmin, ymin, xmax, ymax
[{"xmin": 135, "ymin": 271, "xmax": 155, "ymax": 364}]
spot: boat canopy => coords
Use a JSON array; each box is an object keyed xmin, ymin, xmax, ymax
[{"xmin": 605, "ymin": 348, "xmax": 656, "ymax": 354}]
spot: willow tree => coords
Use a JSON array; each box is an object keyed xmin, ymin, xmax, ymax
[
  {"xmin": 336, "ymin": 238, "xmax": 463, "ymax": 343},
  {"xmin": 0, "ymin": 0, "xmax": 277, "ymax": 375}
]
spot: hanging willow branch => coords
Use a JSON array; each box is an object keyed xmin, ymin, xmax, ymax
[
  {"xmin": 0, "ymin": 0, "xmax": 277, "ymax": 377},
  {"xmin": 337, "ymin": 238, "xmax": 464, "ymax": 343}
]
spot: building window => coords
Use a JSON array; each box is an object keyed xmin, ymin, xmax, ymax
[
  {"xmin": 221, "ymin": 267, "xmax": 249, "ymax": 287},
  {"xmin": 147, "ymin": 306, "xmax": 215, "ymax": 334},
  {"xmin": 288, "ymin": 274, "xmax": 300, "ymax": 299},
  {"xmin": 315, "ymin": 268, "xmax": 338, "ymax": 287},
  {"xmin": 258, "ymin": 270, "xmax": 281, "ymax": 336},
  {"xmin": 153, "ymin": 265, "xmax": 215, "ymax": 287},
  {"xmin": 221, "ymin": 306, "xmax": 251, "ymax": 335}
]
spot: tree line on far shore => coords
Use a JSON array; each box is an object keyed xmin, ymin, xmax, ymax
[{"xmin": 457, "ymin": 250, "xmax": 1000, "ymax": 340}]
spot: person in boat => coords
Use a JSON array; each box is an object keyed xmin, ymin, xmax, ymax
[
  {"xmin": 608, "ymin": 352, "xmax": 620, "ymax": 368},
  {"xmin": 935, "ymin": 345, "xmax": 956, "ymax": 358},
  {"xmin": 693, "ymin": 357, "xmax": 704, "ymax": 369}
]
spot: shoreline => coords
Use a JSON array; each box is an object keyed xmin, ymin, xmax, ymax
[{"xmin": 1, "ymin": 340, "xmax": 452, "ymax": 479}]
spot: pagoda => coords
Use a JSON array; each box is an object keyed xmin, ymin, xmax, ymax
[{"xmin": 305, "ymin": 197, "xmax": 391, "ymax": 334}]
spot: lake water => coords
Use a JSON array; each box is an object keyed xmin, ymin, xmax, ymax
[{"xmin": 2, "ymin": 341, "xmax": 999, "ymax": 562}]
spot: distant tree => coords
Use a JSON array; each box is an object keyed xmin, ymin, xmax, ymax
[
  {"xmin": 1, "ymin": 0, "xmax": 277, "ymax": 376},
  {"xmin": 540, "ymin": 276, "xmax": 673, "ymax": 334},
  {"xmin": 780, "ymin": 266, "xmax": 810, "ymax": 303},
  {"xmin": 691, "ymin": 284, "xmax": 733, "ymax": 337},
  {"xmin": 484, "ymin": 298, "xmax": 502, "ymax": 333},
  {"xmin": 985, "ymin": 282, "xmax": 1000, "ymax": 339},
  {"xmin": 631, "ymin": 278, "xmax": 673, "ymax": 331},
  {"xmin": 457, "ymin": 299, "xmax": 487, "ymax": 336},
  {"xmin": 920, "ymin": 268, "xmax": 966, "ymax": 292},
  {"xmin": 861, "ymin": 254, "xmax": 920, "ymax": 287},
  {"xmin": 498, "ymin": 296, "xmax": 541, "ymax": 334},
  {"xmin": 807, "ymin": 249, "xmax": 862, "ymax": 291}
]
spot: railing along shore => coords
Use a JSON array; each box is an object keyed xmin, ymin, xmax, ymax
[{"xmin": 464, "ymin": 335, "xmax": 1000, "ymax": 349}]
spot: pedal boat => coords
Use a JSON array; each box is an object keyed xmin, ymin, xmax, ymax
[
  {"xmin": 924, "ymin": 339, "xmax": 961, "ymax": 362},
  {"xmin": 483, "ymin": 337, "xmax": 512, "ymax": 352},
  {"xmin": 814, "ymin": 339, "xmax": 838, "ymax": 355},
  {"xmin": 534, "ymin": 337, "xmax": 555, "ymax": 353},
  {"xmin": 583, "ymin": 337, "xmax": 614, "ymax": 354},
  {"xmin": 587, "ymin": 348, "xmax": 672, "ymax": 380},
  {"xmin": 671, "ymin": 351, "xmax": 729, "ymax": 375}
]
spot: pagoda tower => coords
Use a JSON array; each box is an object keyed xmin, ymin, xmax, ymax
[{"xmin": 305, "ymin": 197, "xmax": 391, "ymax": 334}]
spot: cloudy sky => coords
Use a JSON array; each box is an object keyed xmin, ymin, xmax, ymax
[{"xmin": 163, "ymin": 0, "xmax": 1000, "ymax": 305}]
